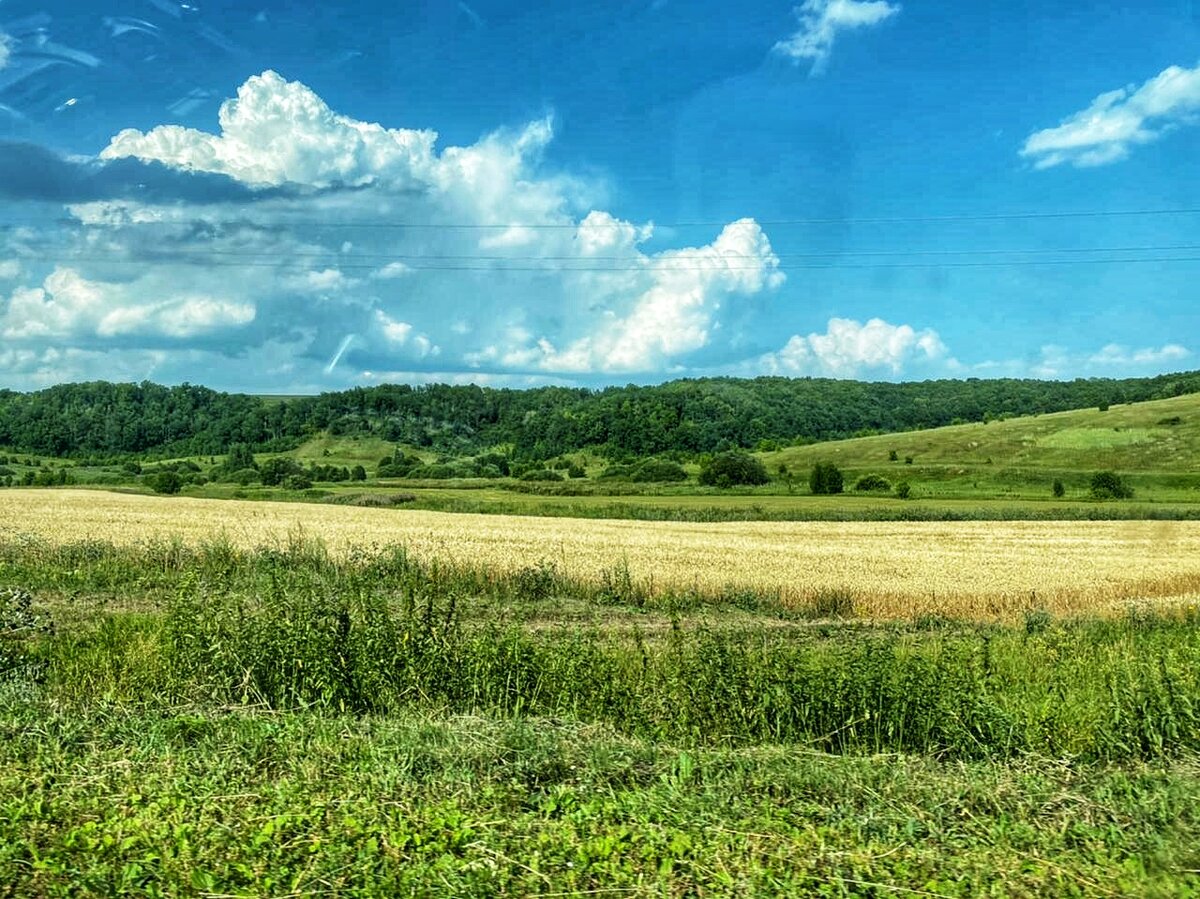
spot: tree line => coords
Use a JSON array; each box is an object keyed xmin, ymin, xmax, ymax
[{"xmin": 0, "ymin": 370, "xmax": 1196, "ymax": 460}]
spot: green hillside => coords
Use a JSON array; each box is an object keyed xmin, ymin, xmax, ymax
[
  {"xmin": 762, "ymin": 393, "xmax": 1200, "ymax": 501},
  {"xmin": 282, "ymin": 434, "xmax": 403, "ymax": 468}
]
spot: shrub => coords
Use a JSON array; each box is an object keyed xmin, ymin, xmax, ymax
[
  {"xmin": 351, "ymin": 465, "xmax": 367, "ymax": 481},
  {"xmin": 149, "ymin": 471, "xmax": 183, "ymax": 495},
  {"xmin": 474, "ymin": 453, "xmax": 511, "ymax": 476},
  {"xmin": 1090, "ymin": 471, "xmax": 1133, "ymax": 500},
  {"xmin": 631, "ymin": 459, "xmax": 688, "ymax": 483},
  {"xmin": 895, "ymin": 481, "xmax": 912, "ymax": 500},
  {"xmin": 598, "ymin": 464, "xmax": 635, "ymax": 480},
  {"xmin": 888, "ymin": 449, "xmax": 899, "ymax": 461},
  {"xmin": 1052, "ymin": 479, "xmax": 1065, "ymax": 498},
  {"xmin": 699, "ymin": 452, "xmax": 769, "ymax": 487},
  {"xmin": 282, "ymin": 474, "xmax": 313, "ymax": 491},
  {"xmin": 567, "ymin": 464, "xmax": 587, "ymax": 479},
  {"xmin": 520, "ymin": 469, "xmax": 564, "ymax": 482},
  {"xmin": 809, "ymin": 462, "xmax": 844, "ymax": 495},
  {"xmin": 854, "ymin": 474, "xmax": 891, "ymax": 492},
  {"xmin": 226, "ymin": 468, "xmax": 259, "ymax": 486},
  {"xmin": 404, "ymin": 464, "xmax": 458, "ymax": 480}
]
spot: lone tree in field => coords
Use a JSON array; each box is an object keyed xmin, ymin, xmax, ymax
[
  {"xmin": 698, "ymin": 451, "xmax": 769, "ymax": 488},
  {"xmin": 1090, "ymin": 471, "xmax": 1133, "ymax": 500},
  {"xmin": 809, "ymin": 462, "xmax": 844, "ymax": 495}
]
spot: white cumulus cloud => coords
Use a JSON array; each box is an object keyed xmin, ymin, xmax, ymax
[
  {"xmin": 774, "ymin": 0, "xmax": 901, "ymax": 74},
  {"xmin": 1, "ymin": 268, "xmax": 255, "ymax": 340},
  {"xmin": 3, "ymin": 71, "xmax": 791, "ymax": 389},
  {"xmin": 1021, "ymin": 62, "xmax": 1200, "ymax": 168},
  {"xmin": 511, "ymin": 219, "xmax": 783, "ymax": 374},
  {"xmin": 1088, "ymin": 343, "xmax": 1190, "ymax": 367},
  {"xmin": 101, "ymin": 70, "xmax": 439, "ymax": 189},
  {"xmin": 762, "ymin": 317, "xmax": 946, "ymax": 377}
]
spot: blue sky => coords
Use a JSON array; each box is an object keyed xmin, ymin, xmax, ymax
[{"xmin": 0, "ymin": 0, "xmax": 1197, "ymax": 393}]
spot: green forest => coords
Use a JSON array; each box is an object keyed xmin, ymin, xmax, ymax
[{"xmin": 1, "ymin": 369, "xmax": 1198, "ymax": 461}]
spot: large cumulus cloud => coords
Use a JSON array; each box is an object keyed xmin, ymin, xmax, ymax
[{"xmin": 2, "ymin": 70, "xmax": 789, "ymax": 389}]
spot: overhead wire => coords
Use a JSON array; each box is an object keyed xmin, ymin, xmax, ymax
[
  {"xmin": 4, "ymin": 204, "xmax": 1200, "ymax": 232},
  {"xmin": 3, "ymin": 205, "xmax": 1200, "ymax": 271},
  {"xmin": 6, "ymin": 253, "xmax": 1200, "ymax": 271}
]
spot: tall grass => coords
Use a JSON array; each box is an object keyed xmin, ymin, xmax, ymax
[{"xmin": 7, "ymin": 536, "xmax": 1200, "ymax": 761}]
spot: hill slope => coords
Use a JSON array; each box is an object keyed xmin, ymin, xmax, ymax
[{"xmin": 763, "ymin": 393, "xmax": 1200, "ymax": 499}]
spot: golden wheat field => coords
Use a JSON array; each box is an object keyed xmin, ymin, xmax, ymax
[{"xmin": 3, "ymin": 489, "xmax": 1200, "ymax": 620}]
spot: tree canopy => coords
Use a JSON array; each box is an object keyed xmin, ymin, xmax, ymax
[{"xmin": 0, "ymin": 371, "xmax": 1197, "ymax": 461}]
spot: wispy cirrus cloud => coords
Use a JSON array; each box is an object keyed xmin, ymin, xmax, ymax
[
  {"xmin": 1021, "ymin": 62, "xmax": 1200, "ymax": 168},
  {"xmin": 0, "ymin": 32, "xmax": 12, "ymax": 70},
  {"xmin": 774, "ymin": 0, "xmax": 900, "ymax": 75}
]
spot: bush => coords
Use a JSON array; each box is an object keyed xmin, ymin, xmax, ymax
[
  {"xmin": 282, "ymin": 474, "xmax": 313, "ymax": 491},
  {"xmin": 404, "ymin": 464, "xmax": 458, "ymax": 480},
  {"xmin": 351, "ymin": 465, "xmax": 367, "ymax": 481},
  {"xmin": 1090, "ymin": 471, "xmax": 1133, "ymax": 500},
  {"xmin": 567, "ymin": 464, "xmax": 587, "ymax": 479},
  {"xmin": 474, "ymin": 453, "xmax": 511, "ymax": 477},
  {"xmin": 520, "ymin": 469, "xmax": 565, "ymax": 482},
  {"xmin": 895, "ymin": 481, "xmax": 912, "ymax": 500},
  {"xmin": 854, "ymin": 474, "xmax": 891, "ymax": 492},
  {"xmin": 698, "ymin": 452, "xmax": 769, "ymax": 488},
  {"xmin": 598, "ymin": 464, "xmax": 635, "ymax": 480},
  {"xmin": 809, "ymin": 462, "xmax": 844, "ymax": 495},
  {"xmin": 631, "ymin": 459, "xmax": 688, "ymax": 483},
  {"xmin": 149, "ymin": 471, "xmax": 183, "ymax": 495},
  {"xmin": 1052, "ymin": 479, "xmax": 1065, "ymax": 498}
]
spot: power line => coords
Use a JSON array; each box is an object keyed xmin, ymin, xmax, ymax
[
  {"xmin": 17, "ymin": 243, "xmax": 1200, "ymax": 262},
  {"xmin": 11, "ymin": 254, "xmax": 1200, "ymax": 271},
  {"xmin": 7, "ymin": 205, "xmax": 1200, "ymax": 231}
]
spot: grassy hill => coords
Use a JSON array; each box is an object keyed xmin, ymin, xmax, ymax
[
  {"xmin": 282, "ymin": 434, "xmax": 402, "ymax": 468},
  {"xmin": 762, "ymin": 393, "xmax": 1200, "ymax": 501}
]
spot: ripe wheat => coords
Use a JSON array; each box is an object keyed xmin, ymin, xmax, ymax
[{"xmin": 4, "ymin": 489, "xmax": 1199, "ymax": 620}]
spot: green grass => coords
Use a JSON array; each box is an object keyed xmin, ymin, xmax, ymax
[
  {"xmin": 5, "ymin": 537, "xmax": 1200, "ymax": 895},
  {"xmin": 3, "ymin": 696, "xmax": 1198, "ymax": 897},
  {"xmin": 279, "ymin": 434, "xmax": 408, "ymax": 468},
  {"xmin": 763, "ymin": 393, "xmax": 1200, "ymax": 497}
]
